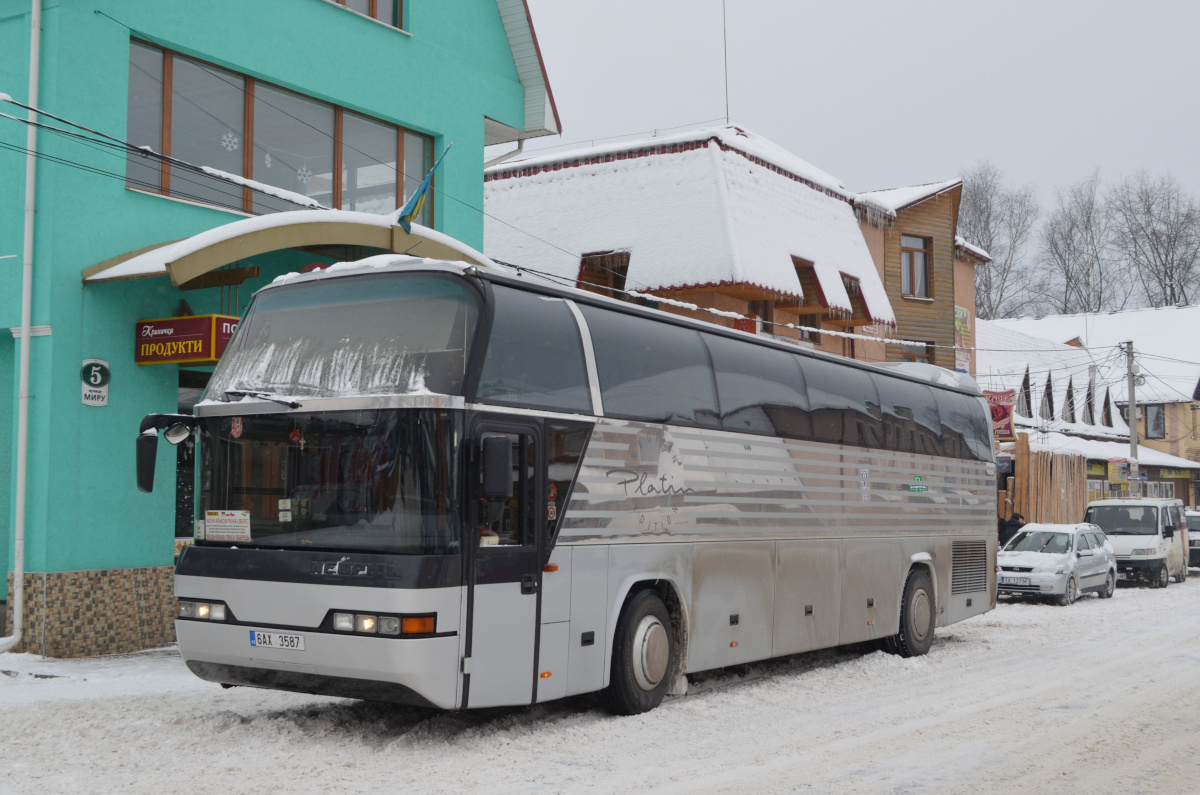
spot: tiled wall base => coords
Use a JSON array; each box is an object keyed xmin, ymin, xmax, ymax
[{"xmin": 4, "ymin": 567, "xmax": 175, "ymax": 658}]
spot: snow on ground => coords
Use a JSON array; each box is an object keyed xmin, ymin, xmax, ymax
[{"xmin": 5, "ymin": 580, "xmax": 1200, "ymax": 794}]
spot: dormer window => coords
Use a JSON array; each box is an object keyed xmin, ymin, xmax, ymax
[
  {"xmin": 1017, "ymin": 368, "xmax": 1032, "ymax": 418},
  {"xmin": 1040, "ymin": 375, "xmax": 1054, "ymax": 419},
  {"xmin": 577, "ymin": 250, "xmax": 631, "ymax": 300}
]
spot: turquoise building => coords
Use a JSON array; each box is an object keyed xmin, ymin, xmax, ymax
[{"xmin": 0, "ymin": 0, "xmax": 559, "ymax": 656}]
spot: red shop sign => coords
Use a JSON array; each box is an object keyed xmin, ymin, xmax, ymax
[{"xmin": 135, "ymin": 314, "xmax": 240, "ymax": 365}]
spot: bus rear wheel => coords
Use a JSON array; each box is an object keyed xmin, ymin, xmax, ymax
[
  {"xmin": 603, "ymin": 589, "xmax": 675, "ymax": 715},
  {"xmin": 884, "ymin": 568, "xmax": 935, "ymax": 658}
]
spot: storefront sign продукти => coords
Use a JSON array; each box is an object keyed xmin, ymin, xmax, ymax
[{"xmin": 134, "ymin": 315, "xmax": 239, "ymax": 365}]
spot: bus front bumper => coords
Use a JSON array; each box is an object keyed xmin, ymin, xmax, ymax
[{"xmin": 176, "ymin": 619, "xmax": 461, "ymax": 709}]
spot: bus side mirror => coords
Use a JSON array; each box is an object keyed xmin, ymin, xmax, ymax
[
  {"xmin": 137, "ymin": 414, "xmax": 161, "ymax": 493},
  {"xmin": 481, "ymin": 436, "xmax": 513, "ymax": 500}
]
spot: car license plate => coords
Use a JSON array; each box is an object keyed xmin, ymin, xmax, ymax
[
  {"xmin": 249, "ymin": 630, "xmax": 305, "ymax": 650},
  {"xmin": 1001, "ymin": 576, "xmax": 1030, "ymax": 586}
]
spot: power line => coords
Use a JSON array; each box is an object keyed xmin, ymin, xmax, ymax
[{"xmin": 501, "ymin": 117, "xmax": 730, "ymax": 158}]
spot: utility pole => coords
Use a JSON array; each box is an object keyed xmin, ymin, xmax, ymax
[
  {"xmin": 1126, "ymin": 341, "xmax": 1139, "ymax": 498},
  {"xmin": 722, "ymin": 0, "xmax": 730, "ymax": 126}
]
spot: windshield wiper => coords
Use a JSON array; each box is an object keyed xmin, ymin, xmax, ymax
[{"xmin": 225, "ymin": 389, "xmax": 302, "ymax": 409}]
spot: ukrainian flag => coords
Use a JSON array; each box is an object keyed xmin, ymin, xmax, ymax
[{"xmin": 396, "ymin": 143, "xmax": 452, "ymax": 234}]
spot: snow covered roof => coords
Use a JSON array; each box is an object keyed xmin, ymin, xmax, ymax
[
  {"xmin": 989, "ymin": 306, "xmax": 1200, "ymax": 404},
  {"xmin": 857, "ymin": 179, "xmax": 962, "ymax": 214},
  {"xmin": 955, "ymin": 235, "xmax": 991, "ymax": 262},
  {"xmin": 975, "ymin": 319, "xmax": 1130, "ymax": 441},
  {"xmin": 483, "ymin": 125, "xmax": 895, "ymax": 324},
  {"xmin": 1003, "ymin": 432, "xmax": 1200, "ymax": 470}
]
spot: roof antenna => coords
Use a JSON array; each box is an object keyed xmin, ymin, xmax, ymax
[{"xmin": 722, "ymin": 0, "xmax": 730, "ymax": 125}]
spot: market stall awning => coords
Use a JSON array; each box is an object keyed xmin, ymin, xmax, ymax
[{"xmin": 83, "ymin": 210, "xmax": 496, "ymax": 288}]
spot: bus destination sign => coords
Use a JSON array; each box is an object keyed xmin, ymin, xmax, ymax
[{"xmin": 135, "ymin": 314, "xmax": 239, "ymax": 366}]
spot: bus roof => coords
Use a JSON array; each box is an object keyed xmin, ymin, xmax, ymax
[{"xmin": 259, "ymin": 254, "xmax": 983, "ymax": 398}]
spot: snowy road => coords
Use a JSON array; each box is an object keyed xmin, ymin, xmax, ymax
[{"xmin": 4, "ymin": 580, "xmax": 1200, "ymax": 794}]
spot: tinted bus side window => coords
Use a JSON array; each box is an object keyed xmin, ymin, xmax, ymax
[
  {"xmin": 798, "ymin": 355, "xmax": 882, "ymax": 447},
  {"xmin": 703, "ymin": 333, "xmax": 811, "ymax": 438},
  {"xmin": 579, "ymin": 304, "xmax": 720, "ymax": 427},
  {"xmin": 873, "ymin": 374, "xmax": 940, "ymax": 455},
  {"xmin": 934, "ymin": 390, "xmax": 993, "ymax": 462},
  {"xmin": 476, "ymin": 287, "xmax": 592, "ymax": 413}
]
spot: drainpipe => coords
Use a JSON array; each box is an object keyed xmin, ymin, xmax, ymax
[
  {"xmin": 1, "ymin": 0, "xmax": 41, "ymax": 654},
  {"xmin": 483, "ymin": 138, "xmax": 524, "ymax": 169}
]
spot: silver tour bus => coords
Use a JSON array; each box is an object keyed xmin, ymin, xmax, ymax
[{"xmin": 137, "ymin": 256, "xmax": 996, "ymax": 715}]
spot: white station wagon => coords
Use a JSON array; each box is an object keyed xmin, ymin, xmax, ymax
[{"xmin": 997, "ymin": 523, "xmax": 1117, "ymax": 605}]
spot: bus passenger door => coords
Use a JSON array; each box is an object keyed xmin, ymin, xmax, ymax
[{"xmin": 465, "ymin": 419, "xmax": 543, "ymax": 708}]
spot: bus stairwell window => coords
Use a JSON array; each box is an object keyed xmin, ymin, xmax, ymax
[{"xmin": 480, "ymin": 433, "xmax": 530, "ymax": 547}]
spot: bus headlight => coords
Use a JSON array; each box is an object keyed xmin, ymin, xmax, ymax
[
  {"xmin": 355, "ymin": 615, "xmax": 377, "ymax": 633},
  {"xmin": 178, "ymin": 600, "xmax": 227, "ymax": 620},
  {"xmin": 333, "ymin": 613, "xmax": 354, "ymax": 632},
  {"xmin": 378, "ymin": 616, "xmax": 400, "ymax": 635}
]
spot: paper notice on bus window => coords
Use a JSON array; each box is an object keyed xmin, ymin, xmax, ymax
[{"xmin": 204, "ymin": 510, "xmax": 252, "ymax": 542}]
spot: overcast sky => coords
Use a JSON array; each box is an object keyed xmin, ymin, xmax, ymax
[{"xmin": 505, "ymin": 0, "xmax": 1200, "ymax": 204}]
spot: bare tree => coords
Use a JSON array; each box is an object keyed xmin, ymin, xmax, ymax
[
  {"xmin": 1036, "ymin": 171, "xmax": 1132, "ymax": 314},
  {"xmin": 1109, "ymin": 172, "xmax": 1200, "ymax": 307},
  {"xmin": 959, "ymin": 162, "xmax": 1040, "ymax": 319}
]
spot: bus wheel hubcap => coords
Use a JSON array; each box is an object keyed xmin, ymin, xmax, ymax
[
  {"xmin": 910, "ymin": 590, "xmax": 931, "ymax": 642},
  {"xmin": 634, "ymin": 616, "xmax": 669, "ymax": 691}
]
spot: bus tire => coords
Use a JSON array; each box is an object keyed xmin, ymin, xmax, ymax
[
  {"xmin": 884, "ymin": 568, "xmax": 935, "ymax": 658},
  {"xmin": 603, "ymin": 589, "xmax": 675, "ymax": 716}
]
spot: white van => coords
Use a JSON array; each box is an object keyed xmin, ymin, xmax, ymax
[{"xmin": 1082, "ymin": 498, "xmax": 1188, "ymax": 588}]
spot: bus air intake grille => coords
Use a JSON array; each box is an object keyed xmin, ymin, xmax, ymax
[{"xmin": 951, "ymin": 541, "xmax": 989, "ymax": 594}]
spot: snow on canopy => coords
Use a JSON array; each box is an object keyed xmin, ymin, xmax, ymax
[
  {"xmin": 954, "ymin": 235, "xmax": 991, "ymax": 262},
  {"xmin": 989, "ymin": 306, "xmax": 1200, "ymax": 405},
  {"xmin": 975, "ymin": 319, "xmax": 1129, "ymax": 441},
  {"xmin": 85, "ymin": 210, "xmax": 497, "ymax": 282},
  {"xmin": 857, "ymin": 179, "xmax": 962, "ymax": 214},
  {"xmin": 1003, "ymin": 431, "xmax": 1200, "ymax": 470},
  {"xmin": 483, "ymin": 125, "xmax": 896, "ymax": 325}
]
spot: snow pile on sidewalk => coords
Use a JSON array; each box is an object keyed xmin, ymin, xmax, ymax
[{"xmin": 5, "ymin": 583, "xmax": 1200, "ymax": 793}]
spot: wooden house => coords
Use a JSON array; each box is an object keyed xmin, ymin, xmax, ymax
[
  {"xmin": 483, "ymin": 126, "xmax": 896, "ymax": 355},
  {"xmin": 856, "ymin": 181, "xmax": 988, "ymax": 373}
]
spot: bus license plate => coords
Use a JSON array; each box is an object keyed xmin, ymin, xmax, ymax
[
  {"xmin": 1001, "ymin": 576, "xmax": 1030, "ymax": 586},
  {"xmin": 249, "ymin": 630, "xmax": 305, "ymax": 651}
]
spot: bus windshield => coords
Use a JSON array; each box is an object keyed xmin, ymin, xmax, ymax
[
  {"xmin": 207, "ymin": 273, "xmax": 479, "ymax": 400},
  {"xmin": 1084, "ymin": 505, "xmax": 1159, "ymax": 536},
  {"xmin": 198, "ymin": 409, "xmax": 462, "ymax": 554}
]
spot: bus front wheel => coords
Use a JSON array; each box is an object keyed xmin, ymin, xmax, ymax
[
  {"xmin": 603, "ymin": 589, "xmax": 675, "ymax": 715},
  {"xmin": 884, "ymin": 568, "xmax": 935, "ymax": 658}
]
